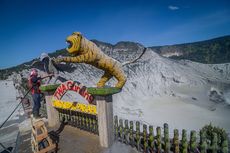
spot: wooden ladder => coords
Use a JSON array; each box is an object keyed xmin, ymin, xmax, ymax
[{"xmin": 31, "ymin": 117, "xmax": 56, "ymax": 153}]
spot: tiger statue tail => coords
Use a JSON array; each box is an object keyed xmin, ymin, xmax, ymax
[
  {"xmin": 107, "ymin": 47, "xmax": 146, "ymax": 88},
  {"xmin": 96, "ymin": 47, "xmax": 147, "ymax": 88},
  {"xmin": 122, "ymin": 47, "xmax": 147, "ymax": 66}
]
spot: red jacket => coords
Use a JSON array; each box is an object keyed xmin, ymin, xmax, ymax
[{"xmin": 28, "ymin": 75, "xmax": 41, "ymax": 94}]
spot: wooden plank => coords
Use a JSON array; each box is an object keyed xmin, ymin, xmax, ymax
[
  {"xmin": 32, "ymin": 120, "xmax": 45, "ymax": 128},
  {"xmin": 36, "ymin": 144, "xmax": 56, "ymax": 153}
]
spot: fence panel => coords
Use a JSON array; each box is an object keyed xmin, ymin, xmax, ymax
[
  {"xmin": 57, "ymin": 108, "xmax": 98, "ymax": 134},
  {"xmin": 113, "ymin": 116, "xmax": 228, "ymax": 153}
]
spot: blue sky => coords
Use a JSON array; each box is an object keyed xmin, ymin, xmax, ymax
[{"xmin": 0, "ymin": 0, "xmax": 230, "ymax": 69}]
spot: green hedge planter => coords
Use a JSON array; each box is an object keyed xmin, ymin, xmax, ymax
[
  {"xmin": 40, "ymin": 84, "xmax": 60, "ymax": 92},
  {"xmin": 40, "ymin": 83, "xmax": 121, "ymax": 95},
  {"xmin": 87, "ymin": 87, "xmax": 121, "ymax": 96}
]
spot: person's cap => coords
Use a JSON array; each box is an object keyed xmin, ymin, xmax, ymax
[{"xmin": 40, "ymin": 52, "xmax": 49, "ymax": 61}]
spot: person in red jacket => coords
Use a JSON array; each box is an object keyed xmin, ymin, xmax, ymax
[{"xmin": 28, "ymin": 69, "xmax": 52, "ymax": 118}]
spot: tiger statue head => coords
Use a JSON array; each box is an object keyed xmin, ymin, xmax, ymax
[{"xmin": 66, "ymin": 32, "xmax": 83, "ymax": 55}]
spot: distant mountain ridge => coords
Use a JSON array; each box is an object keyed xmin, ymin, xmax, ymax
[
  {"xmin": 150, "ymin": 35, "xmax": 230, "ymax": 64},
  {"xmin": 0, "ymin": 35, "xmax": 230, "ymax": 79}
]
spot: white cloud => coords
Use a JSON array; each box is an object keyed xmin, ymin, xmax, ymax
[{"xmin": 168, "ymin": 5, "xmax": 179, "ymax": 10}]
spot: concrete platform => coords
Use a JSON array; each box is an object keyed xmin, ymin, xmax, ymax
[
  {"xmin": 18, "ymin": 131, "xmax": 32, "ymax": 153},
  {"xmin": 18, "ymin": 123, "xmax": 138, "ymax": 153},
  {"xmin": 58, "ymin": 125, "xmax": 138, "ymax": 153},
  {"xmin": 58, "ymin": 126, "xmax": 103, "ymax": 153}
]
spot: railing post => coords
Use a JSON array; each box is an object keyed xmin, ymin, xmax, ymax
[
  {"xmin": 156, "ymin": 127, "xmax": 162, "ymax": 153},
  {"xmin": 40, "ymin": 84, "xmax": 60, "ymax": 127},
  {"xmin": 173, "ymin": 129, "xmax": 180, "ymax": 153},
  {"xmin": 211, "ymin": 133, "xmax": 218, "ymax": 153},
  {"xmin": 136, "ymin": 121, "xmax": 141, "ymax": 151},
  {"xmin": 124, "ymin": 120, "xmax": 129, "ymax": 144},
  {"xmin": 221, "ymin": 135, "xmax": 228, "ymax": 153},
  {"xmin": 182, "ymin": 129, "xmax": 188, "ymax": 153},
  {"xmin": 114, "ymin": 116, "xmax": 118, "ymax": 141},
  {"xmin": 164, "ymin": 123, "xmax": 170, "ymax": 153},
  {"xmin": 88, "ymin": 87, "xmax": 121, "ymax": 148},
  {"xmin": 190, "ymin": 130, "xmax": 197, "ymax": 152},
  {"xmin": 149, "ymin": 125, "xmax": 155, "ymax": 152},
  {"xmin": 200, "ymin": 130, "xmax": 207, "ymax": 153},
  {"xmin": 129, "ymin": 121, "xmax": 134, "ymax": 147},
  {"xmin": 143, "ymin": 124, "xmax": 148, "ymax": 152}
]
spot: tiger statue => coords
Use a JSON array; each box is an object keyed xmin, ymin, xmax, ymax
[{"xmin": 55, "ymin": 32, "xmax": 146, "ymax": 89}]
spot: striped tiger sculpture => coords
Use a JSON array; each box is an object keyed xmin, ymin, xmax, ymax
[{"xmin": 55, "ymin": 32, "xmax": 146, "ymax": 89}]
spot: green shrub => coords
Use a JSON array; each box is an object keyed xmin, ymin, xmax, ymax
[{"xmin": 201, "ymin": 123, "xmax": 228, "ymax": 146}]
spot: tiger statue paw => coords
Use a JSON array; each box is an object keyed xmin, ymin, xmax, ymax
[{"xmin": 53, "ymin": 58, "xmax": 62, "ymax": 64}]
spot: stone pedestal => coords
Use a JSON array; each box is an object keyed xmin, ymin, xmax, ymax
[
  {"xmin": 96, "ymin": 95, "xmax": 113, "ymax": 147},
  {"xmin": 88, "ymin": 87, "xmax": 121, "ymax": 148},
  {"xmin": 40, "ymin": 84, "xmax": 60, "ymax": 127}
]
